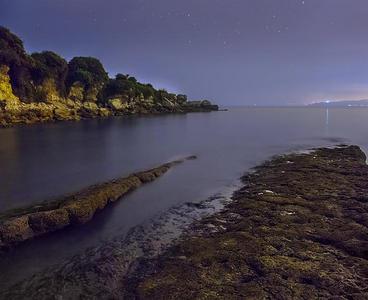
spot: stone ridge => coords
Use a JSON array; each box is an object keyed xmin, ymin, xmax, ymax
[
  {"xmin": 0, "ymin": 155, "xmax": 197, "ymax": 251},
  {"xmin": 126, "ymin": 145, "xmax": 368, "ymax": 299}
]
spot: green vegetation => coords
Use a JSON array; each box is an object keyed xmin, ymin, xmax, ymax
[
  {"xmin": 31, "ymin": 51, "xmax": 68, "ymax": 96},
  {"xmin": 100, "ymin": 73, "xmax": 155, "ymax": 101},
  {"xmin": 0, "ymin": 25, "xmax": 217, "ymax": 126},
  {"xmin": 66, "ymin": 56, "xmax": 108, "ymax": 90},
  {"xmin": 0, "ymin": 26, "xmax": 34, "ymax": 102},
  {"xmin": 0, "ymin": 25, "xmax": 195, "ymax": 106}
]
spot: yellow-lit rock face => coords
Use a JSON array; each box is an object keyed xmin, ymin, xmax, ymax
[
  {"xmin": 108, "ymin": 98, "xmax": 129, "ymax": 111},
  {"xmin": 35, "ymin": 78, "xmax": 62, "ymax": 103},
  {"xmin": 98, "ymin": 108, "xmax": 111, "ymax": 117},
  {"xmin": 0, "ymin": 65, "xmax": 20, "ymax": 109},
  {"xmin": 83, "ymin": 101, "xmax": 99, "ymax": 111},
  {"xmin": 84, "ymin": 86, "xmax": 100, "ymax": 102},
  {"xmin": 68, "ymin": 82, "xmax": 85, "ymax": 102}
]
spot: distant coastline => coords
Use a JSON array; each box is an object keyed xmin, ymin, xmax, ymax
[{"xmin": 308, "ymin": 99, "xmax": 368, "ymax": 108}]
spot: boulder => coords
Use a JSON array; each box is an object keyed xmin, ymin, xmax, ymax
[
  {"xmin": 28, "ymin": 209, "xmax": 70, "ymax": 234},
  {"xmin": 99, "ymin": 108, "xmax": 111, "ymax": 117},
  {"xmin": 108, "ymin": 98, "xmax": 129, "ymax": 111},
  {"xmin": 68, "ymin": 82, "xmax": 85, "ymax": 102},
  {"xmin": 0, "ymin": 216, "xmax": 33, "ymax": 245},
  {"xmin": 79, "ymin": 101, "xmax": 100, "ymax": 118}
]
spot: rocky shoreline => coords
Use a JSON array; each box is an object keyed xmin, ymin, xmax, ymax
[
  {"xmin": 1, "ymin": 187, "xmax": 237, "ymax": 298},
  {"xmin": 0, "ymin": 156, "xmax": 196, "ymax": 252},
  {"xmin": 0, "ymin": 26, "xmax": 219, "ymax": 127},
  {"xmin": 0, "ymin": 88, "xmax": 219, "ymax": 127},
  {"xmin": 2, "ymin": 145, "xmax": 368, "ymax": 299},
  {"xmin": 125, "ymin": 145, "xmax": 368, "ymax": 299}
]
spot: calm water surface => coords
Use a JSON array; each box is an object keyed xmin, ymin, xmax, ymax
[{"xmin": 0, "ymin": 107, "xmax": 368, "ymax": 288}]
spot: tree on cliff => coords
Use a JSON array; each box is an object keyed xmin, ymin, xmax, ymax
[
  {"xmin": 0, "ymin": 26, "xmax": 34, "ymax": 102},
  {"xmin": 0, "ymin": 26, "xmax": 191, "ymax": 107},
  {"xmin": 31, "ymin": 51, "xmax": 68, "ymax": 96},
  {"xmin": 66, "ymin": 57, "xmax": 108, "ymax": 90},
  {"xmin": 100, "ymin": 73, "xmax": 156, "ymax": 102}
]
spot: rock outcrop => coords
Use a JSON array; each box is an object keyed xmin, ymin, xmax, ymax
[
  {"xmin": 0, "ymin": 155, "xmax": 197, "ymax": 251},
  {"xmin": 0, "ymin": 26, "xmax": 219, "ymax": 127},
  {"xmin": 126, "ymin": 145, "xmax": 368, "ymax": 299}
]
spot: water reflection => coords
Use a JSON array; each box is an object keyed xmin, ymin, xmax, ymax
[
  {"xmin": 1, "ymin": 107, "xmax": 368, "ymax": 288},
  {"xmin": 325, "ymin": 108, "xmax": 329, "ymax": 136}
]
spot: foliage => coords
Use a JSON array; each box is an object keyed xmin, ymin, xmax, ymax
[
  {"xmin": 31, "ymin": 51, "xmax": 68, "ymax": 96},
  {"xmin": 100, "ymin": 74, "xmax": 156, "ymax": 102},
  {"xmin": 0, "ymin": 26, "xmax": 190, "ymax": 106},
  {"xmin": 0, "ymin": 26, "xmax": 34, "ymax": 102},
  {"xmin": 66, "ymin": 56, "xmax": 108, "ymax": 89}
]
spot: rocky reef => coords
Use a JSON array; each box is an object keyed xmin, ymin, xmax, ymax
[
  {"xmin": 2, "ymin": 146, "xmax": 368, "ymax": 299},
  {"xmin": 0, "ymin": 26, "xmax": 218, "ymax": 127},
  {"xmin": 124, "ymin": 145, "xmax": 368, "ymax": 299},
  {"xmin": 0, "ymin": 156, "xmax": 196, "ymax": 251}
]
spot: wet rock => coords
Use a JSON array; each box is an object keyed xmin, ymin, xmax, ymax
[
  {"xmin": 0, "ymin": 156, "xmax": 197, "ymax": 250},
  {"xmin": 28, "ymin": 209, "xmax": 70, "ymax": 234},
  {"xmin": 107, "ymin": 98, "xmax": 128, "ymax": 111},
  {"xmin": 127, "ymin": 145, "xmax": 368, "ymax": 299},
  {"xmin": 1, "ymin": 174, "xmax": 231, "ymax": 299},
  {"xmin": 0, "ymin": 216, "xmax": 33, "ymax": 247}
]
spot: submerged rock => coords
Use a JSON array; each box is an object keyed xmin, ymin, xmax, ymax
[{"xmin": 0, "ymin": 156, "xmax": 197, "ymax": 251}]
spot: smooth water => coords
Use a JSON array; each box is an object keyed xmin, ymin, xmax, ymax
[{"xmin": 0, "ymin": 107, "xmax": 368, "ymax": 288}]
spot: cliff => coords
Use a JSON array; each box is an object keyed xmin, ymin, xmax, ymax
[{"xmin": 0, "ymin": 26, "xmax": 218, "ymax": 126}]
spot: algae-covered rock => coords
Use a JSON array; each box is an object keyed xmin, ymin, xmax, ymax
[
  {"xmin": 28, "ymin": 209, "xmax": 70, "ymax": 234},
  {"xmin": 128, "ymin": 146, "xmax": 368, "ymax": 299},
  {"xmin": 0, "ymin": 216, "xmax": 33, "ymax": 246},
  {"xmin": 0, "ymin": 156, "xmax": 196, "ymax": 251}
]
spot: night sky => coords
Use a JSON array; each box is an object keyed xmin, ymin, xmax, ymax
[{"xmin": 1, "ymin": 0, "xmax": 368, "ymax": 105}]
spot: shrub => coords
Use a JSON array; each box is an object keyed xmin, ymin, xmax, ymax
[
  {"xmin": 0, "ymin": 26, "xmax": 34, "ymax": 102},
  {"xmin": 31, "ymin": 51, "xmax": 68, "ymax": 96},
  {"xmin": 66, "ymin": 56, "xmax": 108, "ymax": 90}
]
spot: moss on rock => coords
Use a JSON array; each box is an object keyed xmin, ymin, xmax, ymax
[
  {"xmin": 0, "ymin": 155, "xmax": 197, "ymax": 251},
  {"xmin": 127, "ymin": 145, "xmax": 368, "ymax": 299}
]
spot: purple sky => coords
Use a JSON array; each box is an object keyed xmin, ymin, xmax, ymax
[{"xmin": 1, "ymin": 0, "xmax": 368, "ymax": 105}]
